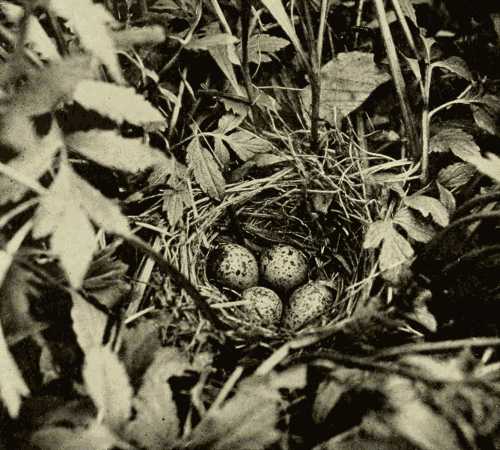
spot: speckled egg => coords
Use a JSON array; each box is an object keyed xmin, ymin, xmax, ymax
[
  {"xmin": 211, "ymin": 243, "xmax": 259, "ymax": 291},
  {"xmin": 241, "ymin": 286, "xmax": 283, "ymax": 325},
  {"xmin": 259, "ymin": 244, "xmax": 308, "ymax": 293},
  {"xmin": 283, "ymin": 282, "xmax": 334, "ymax": 330}
]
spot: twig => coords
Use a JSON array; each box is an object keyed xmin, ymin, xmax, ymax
[
  {"xmin": 374, "ymin": 337, "xmax": 500, "ymax": 358},
  {"xmin": 240, "ymin": 0, "xmax": 254, "ymax": 104},
  {"xmin": 123, "ymin": 233, "xmax": 229, "ymax": 331}
]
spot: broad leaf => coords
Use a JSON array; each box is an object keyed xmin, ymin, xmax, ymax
[
  {"xmin": 261, "ymin": 0, "xmax": 306, "ymax": 63},
  {"xmin": 33, "ymin": 164, "xmax": 96, "ymax": 288},
  {"xmin": 83, "ymin": 346, "xmax": 132, "ymax": 430},
  {"xmin": 437, "ymin": 162, "xmax": 476, "ymax": 191},
  {"xmin": 186, "ymin": 33, "xmax": 238, "ymax": 50},
  {"xmin": 67, "ymin": 130, "xmax": 167, "ymax": 173},
  {"xmin": 404, "ymin": 195, "xmax": 449, "ymax": 227},
  {"xmin": 0, "ymin": 323, "xmax": 29, "ymax": 418},
  {"xmin": 209, "ymin": 45, "xmax": 241, "ymax": 95},
  {"xmin": 432, "ymin": 56, "xmax": 472, "ymax": 81},
  {"xmin": 49, "ymin": 0, "xmax": 123, "ymax": 82},
  {"xmin": 429, "ymin": 129, "xmax": 480, "ymax": 162},
  {"xmin": 123, "ymin": 348, "xmax": 192, "ymax": 450},
  {"xmin": 163, "ymin": 182, "xmax": 191, "ymax": 227},
  {"xmin": 186, "ymin": 376, "xmax": 281, "ymax": 450},
  {"xmin": 393, "ymin": 207, "xmax": 435, "ymax": 243},
  {"xmin": 468, "ymin": 153, "xmax": 500, "ymax": 184},
  {"xmin": 237, "ymin": 34, "xmax": 290, "ymax": 64},
  {"xmin": 222, "ymin": 130, "xmax": 273, "ymax": 161},
  {"xmin": 31, "ymin": 421, "xmax": 130, "ymax": 450},
  {"xmin": 72, "ymin": 81, "xmax": 165, "ymax": 126},
  {"xmin": 0, "ymin": 117, "xmax": 63, "ymax": 204},
  {"xmin": 112, "ymin": 25, "xmax": 166, "ymax": 48},
  {"xmin": 472, "ymin": 94, "xmax": 500, "ymax": 136},
  {"xmin": 186, "ymin": 136, "xmax": 225, "ymax": 200},
  {"xmin": 302, "ymin": 52, "xmax": 390, "ymax": 125},
  {"xmin": 73, "ymin": 173, "xmax": 130, "ymax": 236},
  {"xmin": 71, "ymin": 293, "xmax": 107, "ymax": 354}
]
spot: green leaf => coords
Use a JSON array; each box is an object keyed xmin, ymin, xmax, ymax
[
  {"xmin": 468, "ymin": 153, "xmax": 500, "ymax": 184},
  {"xmin": 429, "ymin": 129, "xmax": 481, "ymax": 162},
  {"xmin": 67, "ymin": 130, "xmax": 167, "ymax": 172},
  {"xmin": 393, "ymin": 207, "xmax": 435, "ymax": 243},
  {"xmin": 208, "ymin": 45, "xmax": 242, "ymax": 95},
  {"xmin": 186, "ymin": 136, "xmax": 225, "ymax": 200},
  {"xmin": 223, "ymin": 130, "xmax": 273, "ymax": 161},
  {"xmin": 302, "ymin": 52, "xmax": 390, "ymax": 125},
  {"xmin": 123, "ymin": 348, "xmax": 192, "ymax": 450},
  {"xmin": 404, "ymin": 195, "xmax": 449, "ymax": 227},
  {"xmin": 0, "ymin": 323, "xmax": 29, "ymax": 418},
  {"xmin": 83, "ymin": 346, "xmax": 132, "ymax": 430},
  {"xmin": 31, "ymin": 421, "xmax": 131, "ymax": 450},
  {"xmin": 49, "ymin": 0, "xmax": 123, "ymax": 82},
  {"xmin": 186, "ymin": 376, "xmax": 281, "ymax": 450},
  {"xmin": 162, "ymin": 182, "xmax": 191, "ymax": 227},
  {"xmin": 432, "ymin": 56, "xmax": 472, "ymax": 81},
  {"xmin": 72, "ymin": 81, "xmax": 165, "ymax": 126}
]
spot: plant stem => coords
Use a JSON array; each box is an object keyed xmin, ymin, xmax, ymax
[
  {"xmin": 240, "ymin": 0, "xmax": 254, "ymax": 104},
  {"xmin": 123, "ymin": 233, "xmax": 230, "ymax": 331},
  {"xmin": 373, "ymin": 0, "xmax": 419, "ymax": 161},
  {"xmin": 302, "ymin": 0, "xmax": 321, "ymax": 154}
]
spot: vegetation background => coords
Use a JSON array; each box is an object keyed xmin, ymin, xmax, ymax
[{"xmin": 1, "ymin": 0, "xmax": 500, "ymax": 448}]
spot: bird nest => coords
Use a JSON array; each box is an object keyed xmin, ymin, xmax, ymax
[{"xmin": 143, "ymin": 142, "xmax": 375, "ymax": 350}]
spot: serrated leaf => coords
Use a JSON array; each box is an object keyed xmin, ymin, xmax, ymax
[
  {"xmin": 471, "ymin": 94, "xmax": 500, "ymax": 136},
  {"xmin": 49, "ymin": 0, "xmax": 123, "ymax": 82},
  {"xmin": 468, "ymin": 153, "xmax": 500, "ymax": 183},
  {"xmin": 437, "ymin": 162, "xmax": 476, "ymax": 191},
  {"xmin": 213, "ymin": 136, "xmax": 231, "ymax": 168},
  {"xmin": 72, "ymin": 173, "xmax": 130, "ymax": 236},
  {"xmin": 0, "ymin": 323, "xmax": 29, "ymax": 418},
  {"xmin": 71, "ymin": 293, "xmax": 107, "ymax": 354},
  {"xmin": 429, "ymin": 129, "xmax": 480, "ymax": 162},
  {"xmin": 186, "ymin": 33, "xmax": 238, "ymax": 50},
  {"xmin": 223, "ymin": 130, "xmax": 273, "ymax": 161},
  {"xmin": 0, "ymin": 2, "xmax": 61, "ymax": 60},
  {"xmin": 186, "ymin": 137, "xmax": 225, "ymax": 200},
  {"xmin": 208, "ymin": 45, "xmax": 241, "ymax": 95},
  {"xmin": 238, "ymin": 34, "xmax": 290, "ymax": 64},
  {"xmin": 163, "ymin": 183, "xmax": 191, "ymax": 227},
  {"xmin": 363, "ymin": 220, "xmax": 389, "ymax": 249},
  {"xmin": 433, "ymin": 56, "xmax": 472, "ymax": 81},
  {"xmin": 0, "ymin": 117, "xmax": 63, "ymax": 204},
  {"xmin": 67, "ymin": 130, "xmax": 166, "ymax": 172},
  {"xmin": 394, "ymin": 207, "xmax": 435, "ymax": 243},
  {"xmin": 302, "ymin": 52, "xmax": 390, "ymax": 125},
  {"xmin": 217, "ymin": 114, "xmax": 244, "ymax": 133},
  {"xmin": 187, "ymin": 376, "xmax": 281, "ymax": 450},
  {"xmin": 83, "ymin": 346, "xmax": 132, "ymax": 430},
  {"xmin": 72, "ymin": 81, "xmax": 165, "ymax": 126},
  {"xmin": 33, "ymin": 164, "xmax": 96, "ymax": 287},
  {"xmin": 8, "ymin": 56, "xmax": 91, "ymax": 117},
  {"xmin": 261, "ymin": 0, "xmax": 305, "ymax": 63},
  {"xmin": 123, "ymin": 348, "xmax": 192, "ymax": 450},
  {"xmin": 31, "ymin": 421, "xmax": 131, "ymax": 450},
  {"xmin": 404, "ymin": 195, "xmax": 449, "ymax": 227},
  {"xmin": 437, "ymin": 183, "xmax": 456, "ymax": 213}
]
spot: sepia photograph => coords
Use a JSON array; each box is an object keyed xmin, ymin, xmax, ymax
[{"xmin": 1, "ymin": 0, "xmax": 500, "ymax": 448}]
